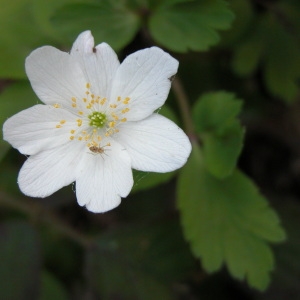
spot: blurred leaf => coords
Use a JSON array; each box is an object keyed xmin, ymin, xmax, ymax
[
  {"xmin": 31, "ymin": 0, "xmax": 84, "ymax": 43},
  {"xmin": 177, "ymin": 144, "xmax": 286, "ymax": 290},
  {"xmin": 193, "ymin": 91, "xmax": 244, "ymax": 178},
  {"xmin": 149, "ymin": 0, "xmax": 235, "ymax": 52},
  {"xmin": 51, "ymin": 1, "xmax": 141, "ymax": 50},
  {"xmin": 0, "ymin": 81, "xmax": 40, "ymax": 161},
  {"xmin": 220, "ymin": 0, "xmax": 254, "ymax": 46},
  {"xmin": 40, "ymin": 271, "xmax": 68, "ymax": 300},
  {"xmin": 232, "ymin": 12, "xmax": 300, "ymax": 102},
  {"xmin": 85, "ymin": 221, "xmax": 195, "ymax": 299},
  {"xmin": 0, "ymin": 0, "xmax": 50, "ymax": 78},
  {"xmin": 0, "ymin": 220, "xmax": 41, "ymax": 300}
]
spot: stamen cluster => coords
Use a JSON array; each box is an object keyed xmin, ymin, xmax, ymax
[{"xmin": 53, "ymin": 83, "xmax": 131, "ymax": 150}]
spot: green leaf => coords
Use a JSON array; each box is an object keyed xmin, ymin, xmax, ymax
[
  {"xmin": 220, "ymin": 0, "xmax": 254, "ymax": 46},
  {"xmin": 266, "ymin": 199, "xmax": 300, "ymax": 296},
  {"xmin": 51, "ymin": 2, "xmax": 141, "ymax": 50},
  {"xmin": 177, "ymin": 144, "xmax": 286, "ymax": 290},
  {"xmin": 0, "ymin": 81, "xmax": 40, "ymax": 161},
  {"xmin": 201, "ymin": 121, "xmax": 244, "ymax": 178},
  {"xmin": 85, "ymin": 221, "xmax": 194, "ymax": 299},
  {"xmin": 0, "ymin": 220, "xmax": 41, "ymax": 300},
  {"xmin": 0, "ymin": 0, "xmax": 51, "ymax": 78},
  {"xmin": 31, "ymin": 0, "xmax": 84, "ymax": 43},
  {"xmin": 193, "ymin": 91, "xmax": 242, "ymax": 132},
  {"xmin": 232, "ymin": 12, "xmax": 300, "ymax": 102},
  {"xmin": 40, "ymin": 271, "xmax": 68, "ymax": 300},
  {"xmin": 193, "ymin": 91, "xmax": 244, "ymax": 178},
  {"xmin": 149, "ymin": 0, "xmax": 235, "ymax": 52}
]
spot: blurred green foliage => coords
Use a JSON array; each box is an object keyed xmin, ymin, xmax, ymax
[{"xmin": 1, "ymin": 0, "xmax": 300, "ymax": 299}]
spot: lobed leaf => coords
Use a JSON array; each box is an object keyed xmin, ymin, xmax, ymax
[
  {"xmin": 193, "ymin": 91, "xmax": 244, "ymax": 178},
  {"xmin": 149, "ymin": 0, "xmax": 235, "ymax": 52},
  {"xmin": 177, "ymin": 144, "xmax": 286, "ymax": 290}
]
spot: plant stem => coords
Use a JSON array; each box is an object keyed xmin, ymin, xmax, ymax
[{"xmin": 172, "ymin": 76, "xmax": 198, "ymax": 142}]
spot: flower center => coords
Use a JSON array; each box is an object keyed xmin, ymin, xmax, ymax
[
  {"xmin": 53, "ymin": 82, "xmax": 131, "ymax": 152},
  {"xmin": 88, "ymin": 111, "xmax": 107, "ymax": 128}
]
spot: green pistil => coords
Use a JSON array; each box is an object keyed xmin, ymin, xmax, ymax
[{"xmin": 88, "ymin": 111, "xmax": 107, "ymax": 128}]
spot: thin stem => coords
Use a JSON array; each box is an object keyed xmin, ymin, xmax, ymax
[
  {"xmin": 172, "ymin": 76, "xmax": 198, "ymax": 142},
  {"xmin": 0, "ymin": 192, "xmax": 93, "ymax": 248}
]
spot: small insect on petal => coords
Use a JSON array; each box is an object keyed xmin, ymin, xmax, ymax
[{"xmin": 89, "ymin": 145, "xmax": 105, "ymax": 154}]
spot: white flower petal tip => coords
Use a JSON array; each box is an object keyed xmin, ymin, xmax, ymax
[
  {"xmin": 3, "ymin": 30, "xmax": 188, "ymax": 213},
  {"xmin": 117, "ymin": 114, "xmax": 191, "ymax": 173}
]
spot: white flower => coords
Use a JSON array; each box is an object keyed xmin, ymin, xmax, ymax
[{"xmin": 3, "ymin": 31, "xmax": 191, "ymax": 213}]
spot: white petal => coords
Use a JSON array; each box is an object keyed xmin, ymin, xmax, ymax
[
  {"xmin": 3, "ymin": 105, "xmax": 78, "ymax": 155},
  {"xmin": 109, "ymin": 47, "xmax": 178, "ymax": 121},
  {"xmin": 25, "ymin": 45, "xmax": 87, "ymax": 109},
  {"xmin": 116, "ymin": 114, "xmax": 191, "ymax": 172},
  {"xmin": 18, "ymin": 141, "xmax": 85, "ymax": 198},
  {"xmin": 76, "ymin": 139, "xmax": 133, "ymax": 213},
  {"xmin": 70, "ymin": 31, "xmax": 120, "ymax": 97}
]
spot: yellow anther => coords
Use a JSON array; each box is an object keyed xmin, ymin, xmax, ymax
[
  {"xmin": 77, "ymin": 119, "xmax": 82, "ymax": 127},
  {"xmin": 123, "ymin": 97, "xmax": 130, "ymax": 104},
  {"xmin": 121, "ymin": 108, "xmax": 130, "ymax": 114},
  {"xmin": 81, "ymin": 130, "xmax": 87, "ymax": 135},
  {"xmin": 78, "ymin": 111, "xmax": 83, "ymax": 115},
  {"xmin": 110, "ymin": 104, "xmax": 117, "ymax": 108},
  {"xmin": 85, "ymin": 91, "xmax": 90, "ymax": 95},
  {"xmin": 109, "ymin": 121, "xmax": 116, "ymax": 128},
  {"xmin": 107, "ymin": 142, "xmax": 111, "ymax": 146},
  {"xmin": 70, "ymin": 129, "xmax": 75, "ymax": 134},
  {"xmin": 112, "ymin": 113, "xmax": 119, "ymax": 121},
  {"xmin": 72, "ymin": 103, "xmax": 77, "ymax": 107},
  {"xmin": 91, "ymin": 94, "xmax": 95, "ymax": 98},
  {"xmin": 53, "ymin": 103, "xmax": 61, "ymax": 108},
  {"xmin": 70, "ymin": 136, "xmax": 74, "ymax": 140},
  {"xmin": 121, "ymin": 118, "xmax": 127, "ymax": 122},
  {"xmin": 95, "ymin": 99, "xmax": 99, "ymax": 104},
  {"xmin": 87, "ymin": 143, "xmax": 91, "ymax": 147},
  {"xmin": 100, "ymin": 98, "xmax": 107, "ymax": 105},
  {"xmin": 56, "ymin": 124, "xmax": 62, "ymax": 128},
  {"xmin": 78, "ymin": 137, "xmax": 83, "ymax": 141},
  {"xmin": 97, "ymin": 136, "xmax": 102, "ymax": 141},
  {"xmin": 105, "ymin": 132, "xmax": 109, "ymax": 137},
  {"xmin": 72, "ymin": 97, "xmax": 76, "ymax": 102},
  {"xmin": 86, "ymin": 104, "xmax": 92, "ymax": 109},
  {"xmin": 83, "ymin": 98, "xmax": 87, "ymax": 102},
  {"xmin": 60, "ymin": 120, "xmax": 66, "ymax": 124},
  {"xmin": 115, "ymin": 129, "xmax": 120, "ymax": 133},
  {"xmin": 93, "ymin": 129, "xmax": 97, "ymax": 133},
  {"xmin": 86, "ymin": 83, "xmax": 91, "ymax": 89},
  {"xmin": 117, "ymin": 96, "xmax": 121, "ymax": 101}
]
